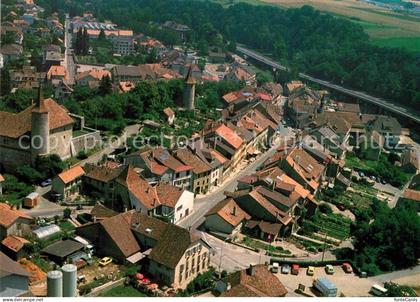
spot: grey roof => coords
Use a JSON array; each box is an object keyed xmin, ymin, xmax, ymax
[
  {"xmin": 41, "ymin": 240, "xmax": 85, "ymax": 258},
  {"xmin": 0, "ymin": 251, "xmax": 30, "ymax": 277}
]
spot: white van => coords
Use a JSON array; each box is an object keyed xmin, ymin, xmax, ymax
[
  {"xmin": 370, "ymin": 284, "xmax": 388, "ymax": 296},
  {"xmin": 271, "ymin": 262, "xmax": 279, "ymax": 273}
]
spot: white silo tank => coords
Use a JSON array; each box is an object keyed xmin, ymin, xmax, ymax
[
  {"xmin": 47, "ymin": 270, "xmax": 63, "ymax": 297},
  {"xmin": 62, "ymin": 264, "xmax": 77, "ymax": 297}
]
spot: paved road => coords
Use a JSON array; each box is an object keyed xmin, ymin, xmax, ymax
[
  {"xmin": 64, "ymin": 14, "xmax": 75, "ymax": 84},
  {"xmin": 236, "ymin": 45, "xmax": 420, "ymax": 123}
]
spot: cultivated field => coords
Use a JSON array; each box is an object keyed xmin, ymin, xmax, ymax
[
  {"xmin": 214, "ymin": 0, "xmax": 420, "ymax": 51},
  {"xmin": 262, "ymin": 0, "xmax": 420, "ymax": 51}
]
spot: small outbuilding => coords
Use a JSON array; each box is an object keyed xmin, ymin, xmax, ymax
[
  {"xmin": 41, "ymin": 240, "xmax": 85, "ymax": 265},
  {"xmin": 23, "ymin": 192, "xmax": 40, "ymax": 208}
]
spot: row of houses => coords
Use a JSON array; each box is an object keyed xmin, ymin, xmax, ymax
[
  {"xmin": 285, "ymin": 81, "xmax": 415, "ymax": 154},
  {"xmin": 203, "ymin": 139, "xmax": 349, "ymax": 242}
]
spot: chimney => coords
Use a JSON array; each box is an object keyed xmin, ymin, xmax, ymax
[
  {"xmin": 247, "ymin": 264, "xmax": 256, "ymax": 276},
  {"xmin": 232, "ymin": 206, "xmax": 236, "ymax": 216}
]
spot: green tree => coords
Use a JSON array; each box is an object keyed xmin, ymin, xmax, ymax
[
  {"xmin": 63, "ymin": 208, "xmax": 72, "ymax": 219},
  {"xmin": 0, "ymin": 66, "xmax": 11, "ymax": 96},
  {"xmin": 35, "ymin": 154, "xmax": 66, "ymax": 179},
  {"xmin": 99, "ymin": 75, "xmax": 112, "ymax": 95}
]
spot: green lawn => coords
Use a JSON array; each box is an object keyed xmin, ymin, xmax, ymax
[
  {"xmin": 58, "ymin": 220, "xmax": 75, "ymax": 232},
  {"xmin": 99, "ymin": 285, "xmax": 147, "ymax": 297},
  {"xmin": 371, "ymin": 37, "xmax": 420, "ymax": 53}
]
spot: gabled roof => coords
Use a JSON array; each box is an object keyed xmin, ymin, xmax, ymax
[
  {"xmin": 0, "ymin": 203, "xmax": 33, "ymax": 228},
  {"xmin": 75, "ymin": 68, "xmax": 111, "ymax": 81},
  {"xmin": 57, "ymin": 166, "xmax": 85, "ymax": 184},
  {"xmin": 47, "ymin": 65, "xmax": 68, "ymax": 80},
  {"xmin": 221, "ymin": 264, "xmax": 287, "ymax": 297},
  {"xmin": 98, "ymin": 211, "xmax": 141, "ymax": 258},
  {"xmin": 149, "ymin": 223, "xmax": 200, "ymax": 269},
  {"xmin": 0, "ymin": 98, "xmax": 74, "ymax": 138},
  {"xmin": 117, "ymin": 165, "xmax": 187, "ymax": 209},
  {"xmin": 1, "ymin": 235, "xmax": 29, "ymax": 252},
  {"xmin": 90, "ymin": 204, "xmax": 118, "ymax": 219},
  {"xmin": 163, "ymin": 107, "xmax": 175, "ymax": 118},
  {"xmin": 84, "ymin": 164, "xmax": 123, "ymax": 183},
  {"xmin": 0, "ymin": 251, "xmax": 30, "ymax": 278},
  {"xmin": 41, "ymin": 240, "xmax": 85, "ymax": 258},
  {"xmin": 214, "ymin": 124, "xmax": 244, "ymax": 150},
  {"xmin": 174, "ymin": 148, "xmax": 212, "ymax": 174},
  {"xmin": 206, "ymin": 198, "xmax": 250, "ymax": 227}
]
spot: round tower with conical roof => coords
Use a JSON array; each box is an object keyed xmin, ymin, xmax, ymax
[
  {"xmin": 31, "ymin": 85, "xmax": 50, "ymax": 164},
  {"xmin": 183, "ymin": 65, "xmax": 196, "ymax": 110}
]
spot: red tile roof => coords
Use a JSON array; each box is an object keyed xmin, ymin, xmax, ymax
[
  {"xmin": 215, "ymin": 124, "xmax": 244, "ymax": 150},
  {"xmin": 206, "ymin": 198, "xmax": 250, "ymax": 227},
  {"xmin": 0, "ymin": 203, "xmax": 33, "ymax": 228},
  {"xmin": 1, "ymin": 235, "xmax": 29, "ymax": 252},
  {"xmin": 57, "ymin": 166, "xmax": 85, "ymax": 184},
  {"xmin": 222, "ymin": 265, "xmax": 287, "ymax": 297},
  {"xmin": 0, "ymin": 98, "xmax": 74, "ymax": 138}
]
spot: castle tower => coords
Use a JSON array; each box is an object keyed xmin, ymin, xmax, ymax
[
  {"xmin": 183, "ymin": 64, "xmax": 196, "ymax": 110},
  {"xmin": 31, "ymin": 85, "xmax": 50, "ymax": 164}
]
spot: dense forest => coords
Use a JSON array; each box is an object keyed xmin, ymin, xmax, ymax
[{"xmin": 37, "ymin": 0, "xmax": 420, "ymax": 111}]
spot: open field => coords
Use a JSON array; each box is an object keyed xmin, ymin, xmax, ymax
[{"xmin": 213, "ymin": 0, "xmax": 420, "ymax": 51}]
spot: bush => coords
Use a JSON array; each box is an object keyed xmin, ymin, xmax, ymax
[
  {"xmin": 16, "ymin": 165, "xmax": 44, "ymax": 184},
  {"xmin": 63, "ymin": 208, "xmax": 71, "ymax": 219},
  {"xmin": 76, "ymin": 150, "xmax": 88, "ymax": 160},
  {"xmin": 319, "ymin": 203, "xmax": 333, "ymax": 214}
]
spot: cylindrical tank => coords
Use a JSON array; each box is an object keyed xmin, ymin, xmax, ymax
[
  {"xmin": 62, "ymin": 264, "xmax": 77, "ymax": 297},
  {"xmin": 47, "ymin": 270, "xmax": 63, "ymax": 297}
]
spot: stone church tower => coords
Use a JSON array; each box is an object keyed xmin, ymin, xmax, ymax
[
  {"xmin": 31, "ymin": 85, "xmax": 50, "ymax": 163},
  {"xmin": 183, "ymin": 65, "xmax": 196, "ymax": 110}
]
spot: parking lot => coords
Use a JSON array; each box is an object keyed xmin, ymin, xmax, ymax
[{"xmin": 273, "ymin": 265, "xmax": 378, "ymax": 297}]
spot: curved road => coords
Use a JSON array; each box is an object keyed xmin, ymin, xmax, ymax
[{"xmin": 236, "ymin": 45, "xmax": 420, "ymax": 123}]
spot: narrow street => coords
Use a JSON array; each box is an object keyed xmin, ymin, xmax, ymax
[{"xmin": 63, "ymin": 14, "xmax": 75, "ymax": 84}]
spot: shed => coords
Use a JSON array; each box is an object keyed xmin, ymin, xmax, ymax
[
  {"xmin": 23, "ymin": 192, "xmax": 40, "ymax": 208},
  {"xmin": 41, "ymin": 240, "xmax": 85, "ymax": 265}
]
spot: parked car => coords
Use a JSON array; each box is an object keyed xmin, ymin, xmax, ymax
[
  {"xmin": 99, "ymin": 257, "xmax": 112, "ymax": 266},
  {"xmin": 325, "ymin": 265, "xmax": 334, "ymax": 274},
  {"xmin": 358, "ymin": 171, "xmax": 365, "ymax": 177},
  {"xmin": 281, "ymin": 264, "xmax": 290, "ymax": 274},
  {"xmin": 307, "ymin": 266, "xmax": 315, "ymax": 276},
  {"xmin": 291, "ymin": 264, "xmax": 300, "ymax": 275},
  {"xmin": 271, "ymin": 262, "xmax": 279, "ymax": 273},
  {"xmin": 370, "ymin": 175, "xmax": 376, "ymax": 181},
  {"xmin": 342, "ymin": 262, "xmax": 353, "ymax": 273},
  {"xmin": 40, "ymin": 179, "xmax": 52, "ymax": 187},
  {"xmin": 381, "ymin": 179, "xmax": 387, "ymax": 185},
  {"xmin": 370, "ymin": 284, "xmax": 388, "ymax": 296}
]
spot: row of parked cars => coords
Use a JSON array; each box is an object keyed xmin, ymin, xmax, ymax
[{"xmin": 271, "ymin": 262, "xmax": 353, "ymax": 275}]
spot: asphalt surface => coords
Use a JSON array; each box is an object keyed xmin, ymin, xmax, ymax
[
  {"xmin": 236, "ymin": 45, "xmax": 420, "ymax": 123},
  {"xmin": 64, "ymin": 15, "xmax": 75, "ymax": 84}
]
